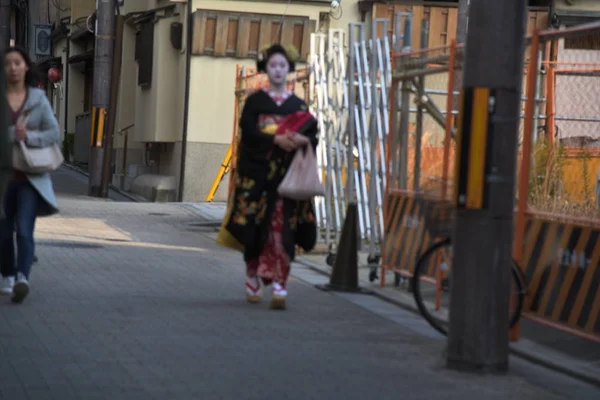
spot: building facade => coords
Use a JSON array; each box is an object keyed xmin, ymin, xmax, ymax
[{"xmin": 41, "ymin": 0, "xmax": 591, "ymax": 203}]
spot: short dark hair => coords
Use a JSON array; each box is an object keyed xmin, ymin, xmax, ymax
[
  {"xmin": 256, "ymin": 44, "xmax": 296, "ymax": 73},
  {"xmin": 5, "ymin": 45, "xmax": 41, "ymax": 87}
]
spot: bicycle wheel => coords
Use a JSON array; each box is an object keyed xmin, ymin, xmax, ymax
[
  {"xmin": 509, "ymin": 263, "xmax": 526, "ymax": 329},
  {"xmin": 412, "ymin": 239, "xmax": 453, "ymax": 335},
  {"xmin": 412, "ymin": 238, "xmax": 526, "ymax": 336}
]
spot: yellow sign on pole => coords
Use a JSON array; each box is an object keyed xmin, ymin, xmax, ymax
[{"xmin": 454, "ymin": 87, "xmax": 493, "ymax": 210}]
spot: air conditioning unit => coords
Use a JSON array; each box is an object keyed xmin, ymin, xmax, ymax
[{"xmin": 34, "ymin": 24, "xmax": 53, "ymax": 57}]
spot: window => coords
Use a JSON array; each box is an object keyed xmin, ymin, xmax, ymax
[
  {"xmin": 191, "ymin": 10, "xmax": 316, "ymax": 61},
  {"xmin": 135, "ymin": 21, "xmax": 155, "ymax": 88}
]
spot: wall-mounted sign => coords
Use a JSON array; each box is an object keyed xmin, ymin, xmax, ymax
[{"xmin": 34, "ymin": 24, "xmax": 53, "ymax": 57}]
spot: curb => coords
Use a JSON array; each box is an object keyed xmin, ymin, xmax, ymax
[
  {"xmin": 296, "ymin": 256, "xmax": 600, "ymax": 389},
  {"xmin": 62, "ymin": 163, "xmax": 142, "ymax": 202}
]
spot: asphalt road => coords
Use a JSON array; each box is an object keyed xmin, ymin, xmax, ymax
[{"xmin": 0, "ymin": 167, "xmax": 596, "ymax": 399}]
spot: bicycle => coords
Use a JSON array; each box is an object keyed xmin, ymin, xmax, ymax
[{"xmin": 410, "ymin": 202, "xmax": 527, "ymax": 336}]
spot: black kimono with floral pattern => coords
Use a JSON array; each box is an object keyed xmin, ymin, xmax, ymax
[{"xmin": 225, "ymin": 90, "xmax": 319, "ymax": 262}]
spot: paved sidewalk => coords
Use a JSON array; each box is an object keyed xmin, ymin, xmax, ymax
[
  {"xmin": 185, "ymin": 198, "xmax": 600, "ymax": 386},
  {"xmin": 0, "ymin": 167, "xmax": 597, "ymax": 399},
  {"xmin": 297, "ymin": 250, "xmax": 600, "ymax": 387}
]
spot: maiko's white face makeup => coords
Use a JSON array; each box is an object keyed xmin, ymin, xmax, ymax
[{"xmin": 266, "ymin": 53, "xmax": 290, "ymax": 87}]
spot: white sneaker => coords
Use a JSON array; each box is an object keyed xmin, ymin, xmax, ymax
[
  {"xmin": 1, "ymin": 276, "xmax": 15, "ymax": 296},
  {"xmin": 12, "ymin": 273, "xmax": 29, "ymax": 304},
  {"xmin": 270, "ymin": 282, "xmax": 287, "ymax": 310}
]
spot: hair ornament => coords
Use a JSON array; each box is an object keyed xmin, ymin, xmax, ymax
[
  {"xmin": 284, "ymin": 45, "xmax": 300, "ymax": 63},
  {"xmin": 257, "ymin": 45, "xmax": 270, "ymax": 62}
]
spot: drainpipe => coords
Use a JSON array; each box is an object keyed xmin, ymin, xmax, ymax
[
  {"xmin": 27, "ymin": 0, "xmax": 37, "ymax": 56},
  {"xmin": 177, "ymin": 0, "xmax": 192, "ymax": 202},
  {"xmin": 64, "ymin": 36, "xmax": 70, "ymax": 140}
]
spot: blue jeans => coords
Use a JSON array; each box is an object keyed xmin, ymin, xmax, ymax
[{"xmin": 0, "ymin": 180, "xmax": 39, "ymax": 279}]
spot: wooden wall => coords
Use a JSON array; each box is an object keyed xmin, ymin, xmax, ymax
[
  {"xmin": 373, "ymin": 4, "xmax": 549, "ymax": 54},
  {"xmin": 191, "ymin": 10, "xmax": 316, "ymax": 61}
]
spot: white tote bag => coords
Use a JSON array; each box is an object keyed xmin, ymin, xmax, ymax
[
  {"xmin": 12, "ymin": 110, "xmax": 64, "ymax": 174},
  {"xmin": 277, "ymin": 146, "xmax": 325, "ymax": 201},
  {"xmin": 13, "ymin": 141, "xmax": 64, "ymax": 174}
]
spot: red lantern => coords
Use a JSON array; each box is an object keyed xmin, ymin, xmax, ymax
[{"xmin": 48, "ymin": 67, "xmax": 62, "ymax": 83}]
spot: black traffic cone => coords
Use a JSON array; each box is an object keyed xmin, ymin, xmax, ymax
[{"xmin": 316, "ymin": 203, "xmax": 372, "ymax": 294}]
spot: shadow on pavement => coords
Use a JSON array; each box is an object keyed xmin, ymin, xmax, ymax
[{"xmin": 51, "ymin": 166, "xmax": 134, "ymax": 202}]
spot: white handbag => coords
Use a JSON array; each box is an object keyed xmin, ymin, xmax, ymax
[
  {"xmin": 277, "ymin": 145, "xmax": 325, "ymax": 200},
  {"xmin": 12, "ymin": 109, "xmax": 64, "ymax": 174},
  {"xmin": 13, "ymin": 141, "xmax": 64, "ymax": 174}
]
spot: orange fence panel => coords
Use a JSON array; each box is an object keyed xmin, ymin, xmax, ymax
[
  {"xmin": 382, "ymin": 190, "xmax": 452, "ymax": 279},
  {"xmin": 512, "ymin": 23, "xmax": 600, "ymax": 341},
  {"xmin": 383, "ymin": 21, "xmax": 600, "ymax": 341},
  {"xmin": 520, "ymin": 212, "xmax": 600, "ymax": 341}
]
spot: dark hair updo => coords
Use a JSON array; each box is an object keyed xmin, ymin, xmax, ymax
[{"xmin": 256, "ymin": 44, "xmax": 299, "ymax": 73}]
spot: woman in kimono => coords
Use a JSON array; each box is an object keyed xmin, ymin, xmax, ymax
[{"xmin": 218, "ymin": 44, "xmax": 319, "ymax": 310}]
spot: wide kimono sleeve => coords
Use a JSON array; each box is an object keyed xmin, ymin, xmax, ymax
[
  {"xmin": 239, "ymin": 92, "xmax": 275, "ymax": 158},
  {"xmin": 293, "ymin": 99, "xmax": 319, "ymax": 254},
  {"xmin": 293, "ymin": 99, "xmax": 318, "ymax": 151},
  {"xmin": 217, "ymin": 92, "xmax": 273, "ymax": 254},
  {"xmin": 305, "ymin": 119, "xmax": 319, "ymax": 151}
]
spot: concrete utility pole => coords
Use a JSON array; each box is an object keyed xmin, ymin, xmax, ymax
[
  {"xmin": 456, "ymin": 0, "xmax": 470, "ymax": 44},
  {"xmin": 447, "ymin": 0, "xmax": 527, "ymax": 373},
  {"xmin": 453, "ymin": 0, "xmax": 470, "ymax": 111},
  {"xmin": 0, "ymin": 0, "xmax": 11, "ymax": 218},
  {"xmin": 100, "ymin": 14, "xmax": 124, "ymax": 198},
  {"xmin": 0, "ymin": 0, "xmax": 9, "ymax": 48},
  {"xmin": 89, "ymin": 0, "xmax": 116, "ymax": 197}
]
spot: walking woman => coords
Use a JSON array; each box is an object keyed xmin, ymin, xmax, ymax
[
  {"xmin": 0, "ymin": 46, "xmax": 59, "ymax": 303},
  {"xmin": 218, "ymin": 44, "xmax": 319, "ymax": 310}
]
